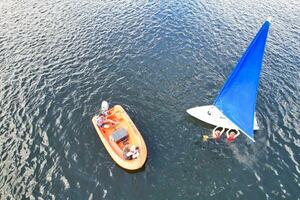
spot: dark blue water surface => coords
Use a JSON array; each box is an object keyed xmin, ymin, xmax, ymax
[{"xmin": 1, "ymin": 0, "xmax": 300, "ymax": 199}]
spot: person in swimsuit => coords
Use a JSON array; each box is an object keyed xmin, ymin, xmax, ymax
[
  {"xmin": 212, "ymin": 127, "xmax": 224, "ymax": 140},
  {"xmin": 203, "ymin": 127, "xmax": 224, "ymax": 141}
]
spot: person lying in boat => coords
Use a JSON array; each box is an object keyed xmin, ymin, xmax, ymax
[
  {"xmin": 96, "ymin": 115, "xmax": 117, "ymax": 128},
  {"xmin": 226, "ymin": 129, "xmax": 240, "ymax": 143},
  {"xmin": 212, "ymin": 127, "xmax": 224, "ymax": 140},
  {"xmin": 123, "ymin": 145, "xmax": 140, "ymax": 160}
]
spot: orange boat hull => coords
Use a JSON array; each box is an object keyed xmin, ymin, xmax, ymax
[{"xmin": 92, "ymin": 105, "xmax": 147, "ymax": 170}]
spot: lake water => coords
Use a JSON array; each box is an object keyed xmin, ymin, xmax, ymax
[{"xmin": 0, "ymin": 0, "xmax": 299, "ymax": 199}]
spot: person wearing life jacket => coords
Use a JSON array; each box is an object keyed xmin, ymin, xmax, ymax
[{"xmin": 226, "ymin": 129, "xmax": 240, "ymax": 143}]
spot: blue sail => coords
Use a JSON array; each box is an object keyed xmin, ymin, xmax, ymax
[{"xmin": 214, "ymin": 20, "xmax": 270, "ymax": 141}]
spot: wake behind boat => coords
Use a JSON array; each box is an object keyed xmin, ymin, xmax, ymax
[{"xmin": 187, "ymin": 19, "xmax": 271, "ymax": 142}]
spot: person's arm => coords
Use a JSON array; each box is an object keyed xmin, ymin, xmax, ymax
[
  {"xmin": 211, "ymin": 131, "xmax": 215, "ymax": 138},
  {"xmin": 234, "ymin": 131, "xmax": 240, "ymax": 139},
  {"xmin": 219, "ymin": 130, "xmax": 224, "ymax": 137}
]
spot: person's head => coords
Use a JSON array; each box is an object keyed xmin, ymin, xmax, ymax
[
  {"xmin": 229, "ymin": 131, "xmax": 235, "ymax": 136},
  {"xmin": 101, "ymin": 100, "xmax": 109, "ymax": 112},
  {"xmin": 215, "ymin": 130, "xmax": 220, "ymax": 136}
]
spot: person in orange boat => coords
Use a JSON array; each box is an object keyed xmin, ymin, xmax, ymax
[
  {"xmin": 96, "ymin": 115, "xmax": 117, "ymax": 128},
  {"xmin": 226, "ymin": 129, "xmax": 240, "ymax": 143},
  {"xmin": 97, "ymin": 100, "xmax": 118, "ymax": 128},
  {"xmin": 100, "ymin": 100, "xmax": 110, "ymax": 117},
  {"xmin": 123, "ymin": 145, "xmax": 139, "ymax": 160}
]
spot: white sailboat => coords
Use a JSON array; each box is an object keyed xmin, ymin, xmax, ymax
[{"xmin": 187, "ymin": 19, "xmax": 271, "ymax": 142}]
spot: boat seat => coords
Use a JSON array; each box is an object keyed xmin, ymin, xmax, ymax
[{"xmin": 109, "ymin": 128, "xmax": 128, "ymax": 143}]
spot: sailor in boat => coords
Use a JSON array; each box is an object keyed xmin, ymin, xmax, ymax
[
  {"xmin": 226, "ymin": 129, "xmax": 240, "ymax": 143},
  {"xmin": 100, "ymin": 100, "xmax": 109, "ymax": 116},
  {"xmin": 96, "ymin": 115, "xmax": 117, "ymax": 128},
  {"xmin": 123, "ymin": 145, "xmax": 140, "ymax": 160},
  {"xmin": 96, "ymin": 100, "xmax": 118, "ymax": 128}
]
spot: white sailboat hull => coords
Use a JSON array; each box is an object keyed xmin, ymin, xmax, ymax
[{"xmin": 186, "ymin": 105, "xmax": 259, "ymax": 131}]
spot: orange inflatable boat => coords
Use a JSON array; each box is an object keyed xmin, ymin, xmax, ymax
[{"xmin": 92, "ymin": 105, "xmax": 147, "ymax": 170}]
